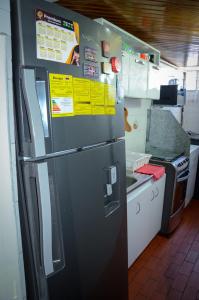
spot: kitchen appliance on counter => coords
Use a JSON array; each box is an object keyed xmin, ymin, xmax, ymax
[
  {"xmin": 153, "ymin": 85, "xmax": 186, "ymax": 106},
  {"xmin": 150, "ymin": 152, "xmax": 189, "ymax": 234},
  {"xmin": 12, "ymin": 0, "xmax": 128, "ymax": 299}
]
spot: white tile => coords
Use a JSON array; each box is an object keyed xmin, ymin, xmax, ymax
[
  {"xmin": 0, "ymin": 9, "xmax": 11, "ymax": 35},
  {"xmin": 0, "ymin": 0, "xmax": 10, "ymax": 12}
]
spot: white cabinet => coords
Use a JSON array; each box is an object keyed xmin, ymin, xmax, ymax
[
  {"xmin": 147, "ymin": 63, "xmax": 160, "ymax": 100},
  {"xmin": 127, "ymin": 181, "xmax": 152, "ymax": 268},
  {"xmin": 128, "ymin": 56, "xmax": 148, "ymax": 99},
  {"xmin": 185, "ymin": 145, "xmax": 199, "ymax": 207},
  {"xmin": 127, "ymin": 175, "xmax": 166, "ymax": 268},
  {"xmin": 121, "ymin": 53, "xmax": 161, "ymax": 100},
  {"xmin": 148, "ymin": 175, "xmax": 166, "ymax": 237},
  {"xmin": 121, "ymin": 51, "xmax": 130, "ymax": 96}
]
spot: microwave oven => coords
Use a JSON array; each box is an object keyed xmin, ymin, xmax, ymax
[{"xmin": 153, "ymin": 85, "xmax": 186, "ymax": 106}]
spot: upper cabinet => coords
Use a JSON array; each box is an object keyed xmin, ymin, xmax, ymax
[
  {"xmin": 121, "ymin": 50, "xmax": 160, "ymax": 100},
  {"xmin": 121, "ymin": 50, "xmax": 130, "ymax": 96},
  {"xmin": 147, "ymin": 62, "xmax": 161, "ymax": 100},
  {"xmin": 95, "ymin": 18, "xmax": 161, "ymax": 100},
  {"xmin": 128, "ymin": 55, "xmax": 148, "ymax": 99}
]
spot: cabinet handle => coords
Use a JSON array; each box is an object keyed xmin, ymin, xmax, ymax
[
  {"xmin": 152, "ymin": 65, "xmax": 160, "ymax": 70},
  {"xmin": 150, "ymin": 190, "xmax": 155, "ymax": 201},
  {"xmin": 135, "ymin": 58, "xmax": 145, "ymax": 65},
  {"xmin": 155, "ymin": 187, "xmax": 159, "ymax": 197},
  {"xmin": 136, "ymin": 202, "xmax": 141, "ymax": 215}
]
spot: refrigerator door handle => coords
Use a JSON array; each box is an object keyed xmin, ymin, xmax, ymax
[
  {"xmin": 37, "ymin": 162, "xmax": 54, "ymax": 276},
  {"xmin": 21, "ymin": 68, "xmax": 46, "ymax": 157}
]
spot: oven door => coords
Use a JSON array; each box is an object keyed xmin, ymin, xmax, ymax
[{"xmin": 172, "ymin": 169, "xmax": 189, "ymax": 213}]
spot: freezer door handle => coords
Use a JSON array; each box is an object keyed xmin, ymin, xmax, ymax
[
  {"xmin": 22, "ymin": 68, "xmax": 46, "ymax": 157},
  {"xmin": 37, "ymin": 162, "xmax": 54, "ymax": 275}
]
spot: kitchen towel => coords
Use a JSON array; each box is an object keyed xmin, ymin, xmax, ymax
[{"xmin": 136, "ymin": 164, "xmax": 165, "ymax": 180}]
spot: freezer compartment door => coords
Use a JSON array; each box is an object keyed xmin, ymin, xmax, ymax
[
  {"xmin": 19, "ymin": 68, "xmax": 124, "ymax": 158},
  {"xmin": 49, "ymin": 140, "xmax": 128, "ymax": 300},
  {"xmin": 13, "ymin": 0, "xmax": 124, "ymax": 157}
]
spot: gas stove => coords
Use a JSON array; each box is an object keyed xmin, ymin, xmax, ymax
[
  {"xmin": 149, "ymin": 150, "xmax": 189, "ymax": 173},
  {"xmin": 148, "ymin": 147, "xmax": 183, "ymax": 162},
  {"xmin": 172, "ymin": 155, "xmax": 189, "ymax": 173},
  {"xmin": 149, "ymin": 151, "xmax": 189, "ymax": 235}
]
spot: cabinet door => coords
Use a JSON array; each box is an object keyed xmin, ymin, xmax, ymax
[
  {"xmin": 147, "ymin": 63, "xmax": 161, "ymax": 100},
  {"xmin": 127, "ymin": 183, "xmax": 152, "ymax": 267},
  {"xmin": 128, "ymin": 56, "xmax": 148, "ymax": 99},
  {"xmin": 149, "ymin": 175, "xmax": 166, "ymax": 235},
  {"xmin": 121, "ymin": 51, "xmax": 130, "ymax": 97}
]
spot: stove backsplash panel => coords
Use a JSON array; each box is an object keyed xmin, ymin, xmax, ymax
[{"xmin": 146, "ymin": 108, "xmax": 190, "ymax": 157}]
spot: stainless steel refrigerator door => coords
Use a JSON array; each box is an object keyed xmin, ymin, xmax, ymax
[
  {"xmin": 12, "ymin": 0, "xmax": 124, "ymax": 158},
  {"xmin": 22, "ymin": 140, "xmax": 128, "ymax": 300}
]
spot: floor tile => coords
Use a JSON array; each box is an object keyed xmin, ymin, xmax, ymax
[
  {"xmin": 139, "ymin": 278, "xmax": 158, "ymax": 298},
  {"xmin": 187, "ymin": 271, "xmax": 199, "ymax": 288},
  {"xmin": 165, "ymin": 263, "xmax": 179, "ymax": 279},
  {"xmin": 171, "ymin": 273, "xmax": 188, "ymax": 292},
  {"xmin": 133, "ymin": 268, "xmax": 151, "ymax": 285},
  {"xmin": 156, "ymin": 277, "xmax": 172, "ymax": 295},
  {"xmin": 149, "ymin": 291, "xmax": 167, "ymax": 300},
  {"xmin": 167, "ymin": 289, "xmax": 182, "ymax": 300},
  {"xmin": 181, "ymin": 286, "xmax": 198, "ymax": 300},
  {"xmin": 178, "ymin": 261, "xmax": 193, "ymax": 276},
  {"xmin": 185, "ymin": 250, "xmax": 198, "ymax": 264},
  {"xmin": 193, "ymin": 259, "xmax": 199, "ymax": 273},
  {"xmin": 172, "ymin": 252, "xmax": 186, "ymax": 265}
]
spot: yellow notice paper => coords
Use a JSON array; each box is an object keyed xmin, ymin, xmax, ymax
[
  {"xmin": 105, "ymin": 106, "xmax": 116, "ymax": 115},
  {"xmin": 92, "ymin": 106, "xmax": 105, "ymax": 115},
  {"xmin": 104, "ymin": 84, "xmax": 116, "ymax": 106},
  {"xmin": 73, "ymin": 77, "xmax": 91, "ymax": 115},
  {"xmin": 90, "ymin": 81, "xmax": 105, "ymax": 106},
  {"xmin": 73, "ymin": 77, "xmax": 91, "ymax": 102},
  {"xmin": 49, "ymin": 73, "xmax": 74, "ymax": 117},
  {"xmin": 75, "ymin": 103, "xmax": 92, "ymax": 115}
]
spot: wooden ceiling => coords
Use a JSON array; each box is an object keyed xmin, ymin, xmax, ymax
[{"xmin": 58, "ymin": 0, "xmax": 199, "ymax": 67}]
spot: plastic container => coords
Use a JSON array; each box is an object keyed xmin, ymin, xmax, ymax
[{"xmin": 126, "ymin": 152, "xmax": 152, "ymax": 172}]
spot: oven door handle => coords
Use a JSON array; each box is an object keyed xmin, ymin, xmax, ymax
[{"xmin": 177, "ymin": 170, "xmax": 190, "ymax": 182}]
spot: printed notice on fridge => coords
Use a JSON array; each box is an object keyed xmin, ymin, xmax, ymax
[
  {"xmin": 49, "ymin": 73, "xmax": 74, "ymax": 117},
  {"xmin": 104, "ymin": 84, "xmax": 116, "ymax": 106},
  {"xmin": 36, "ymin": 9, "xmax": 80, "ymax": 65}
]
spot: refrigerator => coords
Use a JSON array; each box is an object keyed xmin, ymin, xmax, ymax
[
  {"xmin": 11, "ymin": 0, "xmax": 128, "ymax": 299},
  {"xmin": 0, "ymin": 0, "xmax": 26, "ymax": 299}
]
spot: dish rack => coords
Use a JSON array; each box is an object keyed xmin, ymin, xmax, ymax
[{"xmin": 126, "ymin": 152, "xmax": 152, "ymax": 172}]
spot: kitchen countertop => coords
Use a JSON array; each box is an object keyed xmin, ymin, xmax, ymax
[
  {"xmin": 190, "ymin": 144, "xmax": 199, "ymax": 154},
  {"xmin": 126, "ymin": 171, "xmax": 153, "ymax": 194}
]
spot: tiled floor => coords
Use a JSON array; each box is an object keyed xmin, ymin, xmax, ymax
[{"xmin": 128, "ymin": 200, "xmax": 199, "ymax": 300}]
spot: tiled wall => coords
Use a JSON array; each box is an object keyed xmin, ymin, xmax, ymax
[
  {"xmin": 183, "ymin": 91, "xmax": 199, "ymax": 133},
  {"xmin": 125, "ymin": 98, "xmax": 152, "ymax": 153}
]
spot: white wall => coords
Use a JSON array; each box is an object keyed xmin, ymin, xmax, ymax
[
  {"xmin": 159, "ymin": 60, "xmax": 184, "ymax": 88},
  {"xmin": 183, "ymin": 91, "xmax": 199, "ymax": 133},
  {"xmin": 125, "ymin": 98, "xmax": 151, "ymax": 153},
  {"xmin": 0, "ymin": 1, "xmax": 26, "ymax": 299}
]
